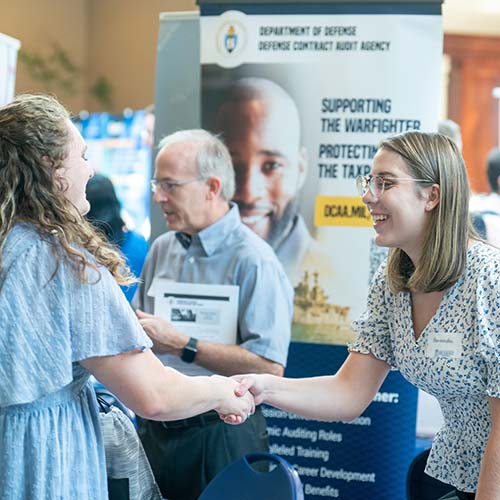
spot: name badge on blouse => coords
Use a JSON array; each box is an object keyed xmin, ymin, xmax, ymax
[{"xmin": 425, "ymin": 332, "xmax": 463, "ymax": 359}]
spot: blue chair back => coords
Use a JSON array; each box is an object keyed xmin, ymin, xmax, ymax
[
  {"xmin": 199, "ymin": 453, "xmax": 304, "ymax": 500},
  {"xmin": 406, "ymin": 448, "xmax": 453, "ymax": 499}
]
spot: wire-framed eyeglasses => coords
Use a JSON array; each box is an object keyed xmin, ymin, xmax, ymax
[
  {"xmin": 150, "ymin": 177, "xmax": 204, "ymax": 194},
  {"xmin": 356, "ymin": 174, "xmax": 430, "ymax": 199}
]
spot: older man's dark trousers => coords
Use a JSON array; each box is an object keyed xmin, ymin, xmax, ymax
[{"xmin": 138, "ymin": 408, "xmax": 269, "ymax": 500}]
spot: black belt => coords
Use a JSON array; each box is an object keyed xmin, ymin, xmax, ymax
[
  {"xmin": 159, "ymin": 407, "xmax": 261, "ymax": 430},
  {"xmin": 160, "ymin": 410, "xmax": 221, "ymax": 430}
]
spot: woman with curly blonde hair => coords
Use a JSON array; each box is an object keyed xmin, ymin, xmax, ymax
[{"xmin": 0, "ymin": 94, "xmax": 254, "ymax": 499}]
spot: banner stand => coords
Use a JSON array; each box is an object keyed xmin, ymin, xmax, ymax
[
  {"xmin": 155, "ymin": 1, "xmax": 443, "ymax": 497},
  {"xmin": 0, "ymin": 32, "xmax": 21, "ymax": 106}
]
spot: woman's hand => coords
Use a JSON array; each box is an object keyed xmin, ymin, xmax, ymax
[
  {"xmin": 211, "ymin": 375, "xmax": 256, "ymax": 425},
  {"xmin": 232, "ymin": 373, "xmax": 267, "ymax": 405}
]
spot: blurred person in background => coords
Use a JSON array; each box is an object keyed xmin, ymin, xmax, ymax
[
  {"xmin": 438, "ymin": 119, "xmax": 462, "ymax": 151},
  {"xmin": 86, "ymin": 173, "xmax": 148, "ymax": 302},
  {"xmin": 470, "ymin": 148, "xmax": 500, "ymax": 247}
]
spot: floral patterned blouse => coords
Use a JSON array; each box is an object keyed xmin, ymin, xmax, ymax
[{"xmin": 349, "ymin": 241, "xmax": 500, "ymax": 493}]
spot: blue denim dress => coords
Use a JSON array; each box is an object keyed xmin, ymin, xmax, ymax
[{"xmin": 0, "ymin": 224, "xmax": 152, "ymax": 499}]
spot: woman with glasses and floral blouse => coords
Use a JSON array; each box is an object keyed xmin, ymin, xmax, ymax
[{"xmin": 234, "ymin": 131, "xmax": 500, "ymax": 500}]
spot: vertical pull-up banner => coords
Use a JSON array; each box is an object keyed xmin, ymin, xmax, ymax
[
  {"xmin": 199, "ymin": 2, "xmax": 442, "ymax": 498},
  {"xmin": 0, "ymin": 33, "xmax": 21, "ymax": 106}
]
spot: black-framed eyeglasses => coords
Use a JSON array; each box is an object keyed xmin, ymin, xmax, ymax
[
  {"xmin": 150, "ymin": 177, "xmax": 204, "ymax": 194},
  {"xmin": 356, "ymin": 174, "xmax": 430, "ymax": 199}
]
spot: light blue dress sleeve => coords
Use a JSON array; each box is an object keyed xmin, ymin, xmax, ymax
[
  {"xmin": 0, "ymin": 230, "xmax": 152, "ymax": 407},
  {"xmin": 348, "ymin": 264, "xmax": 396, "ymax": 367},
  {"xmin": 476, "ymin": 256, "xmax": 500, "ymax": 398}
]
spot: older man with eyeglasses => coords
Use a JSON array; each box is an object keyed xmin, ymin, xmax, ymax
[{"xmin": 132, "ymin": 129, "xmax": 293, "ymax": 500}]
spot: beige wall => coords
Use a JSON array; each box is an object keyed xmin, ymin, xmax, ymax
[
  {"xmin": 0, "ymin": 0, "xmax": 88, "ymax": 112},
  {"xmin": 0, "ymin": 0, "xmax": 196, "ymax": 113},
  {"xmin": 86, "ymin": 0, "xmax": 197, "ymax": 112},
  {"xmin": 444, "ymin": 0, "xmax": 500, "ymax": 35}
]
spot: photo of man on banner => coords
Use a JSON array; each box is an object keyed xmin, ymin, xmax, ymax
[
  {"xmin": 214, "ymin": 77, "xmax": 315, "ymax": 279},
  {"xmin": 204, "ymin": 73, "xmax": 351, "ymax": 344}
]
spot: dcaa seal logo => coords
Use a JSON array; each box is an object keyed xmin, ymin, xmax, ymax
[
  {"xmin": 217, "ymin": 20, "xmax": 246, "ymax": 56},
  {"xmin": 224, "ymin": 25, "xmax": 237, "ymax": 53},
  {"xmin": 215, "ymin": 11, "xmax": 248, "ymax": 67}
]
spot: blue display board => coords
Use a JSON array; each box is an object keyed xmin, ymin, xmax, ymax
[
  {"xmin": 265, "ymin": 343, "xmax": 417, "ymax": 499},
  {"xmin": 76, "ymin": 110, "xmax": 152, "ymax": 239}
]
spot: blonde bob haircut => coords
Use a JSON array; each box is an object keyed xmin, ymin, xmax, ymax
[
  {"xmin": 381, "ymin": 131, "xmax": 477, "ymax": 293},
  {"xmin": 0, "ymin": 93, "xmax": 133, "ymax": 285}
]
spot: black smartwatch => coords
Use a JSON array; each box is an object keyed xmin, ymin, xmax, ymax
[{"xmin": 181, "ymin": 337, "xmax": 198, "ymax": 363}]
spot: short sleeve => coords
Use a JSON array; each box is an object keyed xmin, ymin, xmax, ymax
[
  {"xmin": 237, "ymin": 257, "xmax": 293, "ymax": 366},
  {"xmin": 348, "ymin": 264, "xmax": 396, "ymax": 367},
  {"xmin": 476, "ymin": 256, "xmax": 500, "ymax": 398},
  {"xmin": 66, "ymin": 259, "xmax": 153, "ymax": 362},
  {"xmin": 0, "ymin": 237, "xmax": 152, "ymax": 406}
]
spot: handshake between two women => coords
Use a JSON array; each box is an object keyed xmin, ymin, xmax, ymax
[
  {"xmin": 135, "ymin": 309, "xmax": 282, "ymax": 425},
  {"xmin": 217, "ymin": 374, "xmax": 269, "ymax": 425}
]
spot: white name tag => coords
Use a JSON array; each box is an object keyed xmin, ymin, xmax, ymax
[{"xmin": 425, "ymin": 332, "xmax": 463, "ymax": 359}]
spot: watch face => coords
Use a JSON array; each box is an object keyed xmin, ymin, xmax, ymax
[{"xmin": 181, "ymin": 337, "xmax": 198, "ymax": 363}]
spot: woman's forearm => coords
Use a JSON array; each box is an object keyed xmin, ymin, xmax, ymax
[{"xmin": 240, "ymin": 353, "xmax": 390, "ymax": 422}]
